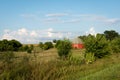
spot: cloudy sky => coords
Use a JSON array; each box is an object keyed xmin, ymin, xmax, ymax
[{"xmin": 0, "ymin": 0, "xmax": 120, "ymax": 43}]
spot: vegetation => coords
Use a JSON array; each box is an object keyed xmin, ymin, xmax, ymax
[
  {"xmin": 56, "ymin": 39, "xmax": 72, "ymax": 59},
  {"xmin": 39, "ymin": 42, "xmax": 53, "ymax": 50},
  {"xmin": 0, "ymin": 49, "xmax": 120, "ymax": 80},
  {"xmin": 104, "ymin": 30, "xmax": 119, "ymax": 41},
  {"xmin": 84, "ymin": 34, "xmax": 111, "ymax": 59},
  {"xmin": 0, "ymin": 39, "xmax": 22, "ymax": 51},
  {"xmin": 110, "ymin": 37, "xmax": 120, "ymax": 53},
  {"xmin": 0, "ymin": 30, "xmax": 120, "ymax": 80}
]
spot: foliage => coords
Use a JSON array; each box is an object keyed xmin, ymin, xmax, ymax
[
  {"xmin": 104, "ymin": 30, "xmax": 119, "ymax": 41},
  {"xmin": 55, "ymin": 40, "xmax": 61, "ymax": 48},
  {"xmin": 27, "ymin": 45, "xmax": 34, "ymax": 53},
  {"xmin": 0, "ymin": 49, "xmax": 120, "ymax": 80},
  {"xmin": 84, "ymin": 34, "xmax": 111, "ymax": 58},
  {"xmin": 85, "ymin": 52, "xmax": 95, "ymax": 64},
  {"xmin": 44, "ymin": 42, "xmax": 53, "ymax": 50},
  {"xmin": 19, "ymin": 45, "xmax": 34, "ymax": 53},
  {"xmin": 56, "ymin": 39, "xmax": 72, "ymax": 59},
  {"xmin": 110, "ymin": 37, "xmax": 120, "ymax": 53},
  {"xmin": 23, "ymin": 45, "xmax": 29, "ymax": 51},
  {"xmin": 39, "ymin": 42, "xmax": 53, "ymax": 50},
  {"xmin": 39, "ymin": 42, "xmax": 44, "ymax": 49},
  {"xmin": 0, "ymin": 39, "xmax": 22, "ymax": 51},
  {"xmin": 53, "ymin": 39, "xmax": 57, "ymax": 43}
]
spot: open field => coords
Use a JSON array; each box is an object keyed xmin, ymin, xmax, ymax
[{"xmin": 0, "ymin": 48, "xmax": 120, "ymax": 80}]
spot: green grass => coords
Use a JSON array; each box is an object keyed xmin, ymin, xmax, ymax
[{"xmin": 0, "ymin": 48, "xmax": 120, "ymax": 80}]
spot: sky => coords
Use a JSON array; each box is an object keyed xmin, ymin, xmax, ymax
[{"xmin": 0, "ymin": 0, "xmax": 120, "ymax": 43}]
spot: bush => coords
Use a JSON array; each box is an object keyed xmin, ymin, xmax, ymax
[
  {"xmin": 85, "ymin": 52, "xmax": 95, "ymax": 64},
  {"xmin": 0, "ymin": 39, "xmax": 22, "ymax": 51},
  {"xmin": 110, "ymin": 37, "xmax": 120, "ymax": 53},
  {"xmin": 56, "ymin": 39, "xmax": 72, "ymax": 59},
  {"xmin": 84, "ymin": 34, "xmax": 111, "ymax": 58},
  {"xmin": 39, "ymin": 42, "xmax": 44, "ymax": 49}
]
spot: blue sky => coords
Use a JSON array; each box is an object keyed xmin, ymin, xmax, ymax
[{"xmin": 0, "ymin": 0, "xmax": 120, "ymax": 43}]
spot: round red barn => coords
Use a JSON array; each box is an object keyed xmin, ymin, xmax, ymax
[{"xmin": 72, "ymin": 37, "xmax": 84, "ymax": 49}]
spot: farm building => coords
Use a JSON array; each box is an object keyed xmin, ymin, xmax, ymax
[{"xmin": 72, "ymin": 37, "xmax": 84, "ymax": 49}]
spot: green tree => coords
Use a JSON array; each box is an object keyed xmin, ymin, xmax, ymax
[
  {"xmin": 56, "ymin": 39, "xmax": 72, "ymax": 59},
  {"xmin": 9, "ymin": 39, "xmax": 22, "ymax": 51},
  {"xmin": 27, "ymin": 45, "xmax": 34, "ymax": 53},
  {"xmin": 53, "ymin": 39, "xmax": 57, "ymax": 43},
  {"xmin": 55, "ymin": 40, "xmax": 61, "ymax": 48},
  {"xmin": 23, "ymin": 45, "xmax": 29, "ymax": 51},
  {"xmin": 0, "ymin": 39, "xmax": 22, "ymax": 51},
  {"xmin": 84, "ymin": 34, "xmax": 111, "ymax": 58},
  {"xmin": 104, "ymin": 30, "xmax": 119, "ymax": 41},
  {"xmin": 43, "ymin": 42, "xmax": 53, "ymax": 50},
  {"xmin": 39, "ymin": 42, "xmax": 44, "ymax": 49},
  {"xmin": 110, "ymin": 37, "xmax": 120, "ymax": 53}
]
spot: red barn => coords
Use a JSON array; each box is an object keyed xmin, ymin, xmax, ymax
[{"xmin": 72, "ymin": 37, "xmax": 84, "ymax": 49}]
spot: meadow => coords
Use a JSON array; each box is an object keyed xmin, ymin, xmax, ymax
[{"xmin": 0, "ymin": 47, "xmax": 120, "ymax": 80}]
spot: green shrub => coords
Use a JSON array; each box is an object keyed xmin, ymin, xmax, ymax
[
  {"xmin": 56, "ymin": 39, "xmax": 72, "ymax": 59},
  {"xmin": 0, "ymin": 39, "xmax": 22, "ymax": 51},
  {"xmin": 85, "ymin": 52, "xmax": 95, "ymax": 64},
  {"xmin": 39, "ymin": 42, "xmax": 44, "ymax": 49},
  {"xmin": 110, "ymin": 37, "xmax": 120, "ymax": 53},
  {"xmin": 84, "ymin": 34, "xmax": 111, "ymax": 58},
  {"xmin": 43, "ymin": 42, "xmax": 53, "ymax": 50}
]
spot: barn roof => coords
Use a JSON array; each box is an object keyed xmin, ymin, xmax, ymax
[{"xmin": 72, "ymin": 37, "xmax": 83, "ymax": 44}]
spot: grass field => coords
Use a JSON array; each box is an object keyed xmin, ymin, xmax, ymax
[{"xmin": 0, "ymin": 48, "xmax": 120, "ymax": 80}]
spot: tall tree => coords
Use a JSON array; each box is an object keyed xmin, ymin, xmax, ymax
[{"xmin": 104, "ymin": 30, "xmax": 119, "ymax": 41}]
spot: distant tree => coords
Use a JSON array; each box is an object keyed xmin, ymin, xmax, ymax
[
  {"xmin": 30, "ymin": 44, "xmax": 34, "ymax": 50},
  {"xmin": 55, "ymin": 40, "xmax": 61, "ymax": 48},
  {"xmin": 9, "ymin": 39, "xmax": 22, "ymax": 51},
  {"xmin": 53, "ymin": 39, "xmax": 57, "ymax": 43},
  {"xmin": 27, "ymin": 44, "xmax": 34, "ymax": 53},
  {"xmin": 39, "ymin": 42, "xmax": 44, "ymax": 49},
  {"xmin": 0, "ymin": 39, "xmax": 22, "ymax": 51},
  {"xmin": 104, "ymin": 30, "xmax": 119, "ymax": 41},
  {"xmin": 23, "ymin": 45, "xmax": 29, "ymax": 51},
  {"xmin": 78, "ymin": 35, "xmax": 87, "ymax": 41},
  {"xmin": 0, "ymin": 39, "xmax": 9, "ymax": 51},
  {"xmin": 43, "ymin": 42, "xmax": 53, "ymax": 50}
]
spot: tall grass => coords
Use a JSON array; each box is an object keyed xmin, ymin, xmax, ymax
[{"xmin": 0, "ymin": 51, "xmax": 120, "ymax": 80}]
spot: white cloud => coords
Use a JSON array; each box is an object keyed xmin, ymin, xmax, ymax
[
  {"xmin": 46, "ymin": 13, "xmax": 68, "ymax": 17},
  {"xmin": 18, "ymin": 28, "xmax": 28, "ymax": 36},
  {"xmin": 1, "ymin": 28, "xmax": 75, "ymax": 43},
  {"xmin": 30, "ymin": 31, "xmax": 38, "ymax": 37},
  {"xmin": 86, "ymin": 27, "xmax": 96, "ymax": 36}
]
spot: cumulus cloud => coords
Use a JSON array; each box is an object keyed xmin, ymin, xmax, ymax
[
  {"xmin": 1, "ymin": 28, "xmax": 76, "ymax": 43},
  {"xmin": 86, "ymin": 27, "xmax": 96, "ymax": 36},
  {"xmin": 18, "ymin": 28, "xmax": 28, "ymax": 36}
]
